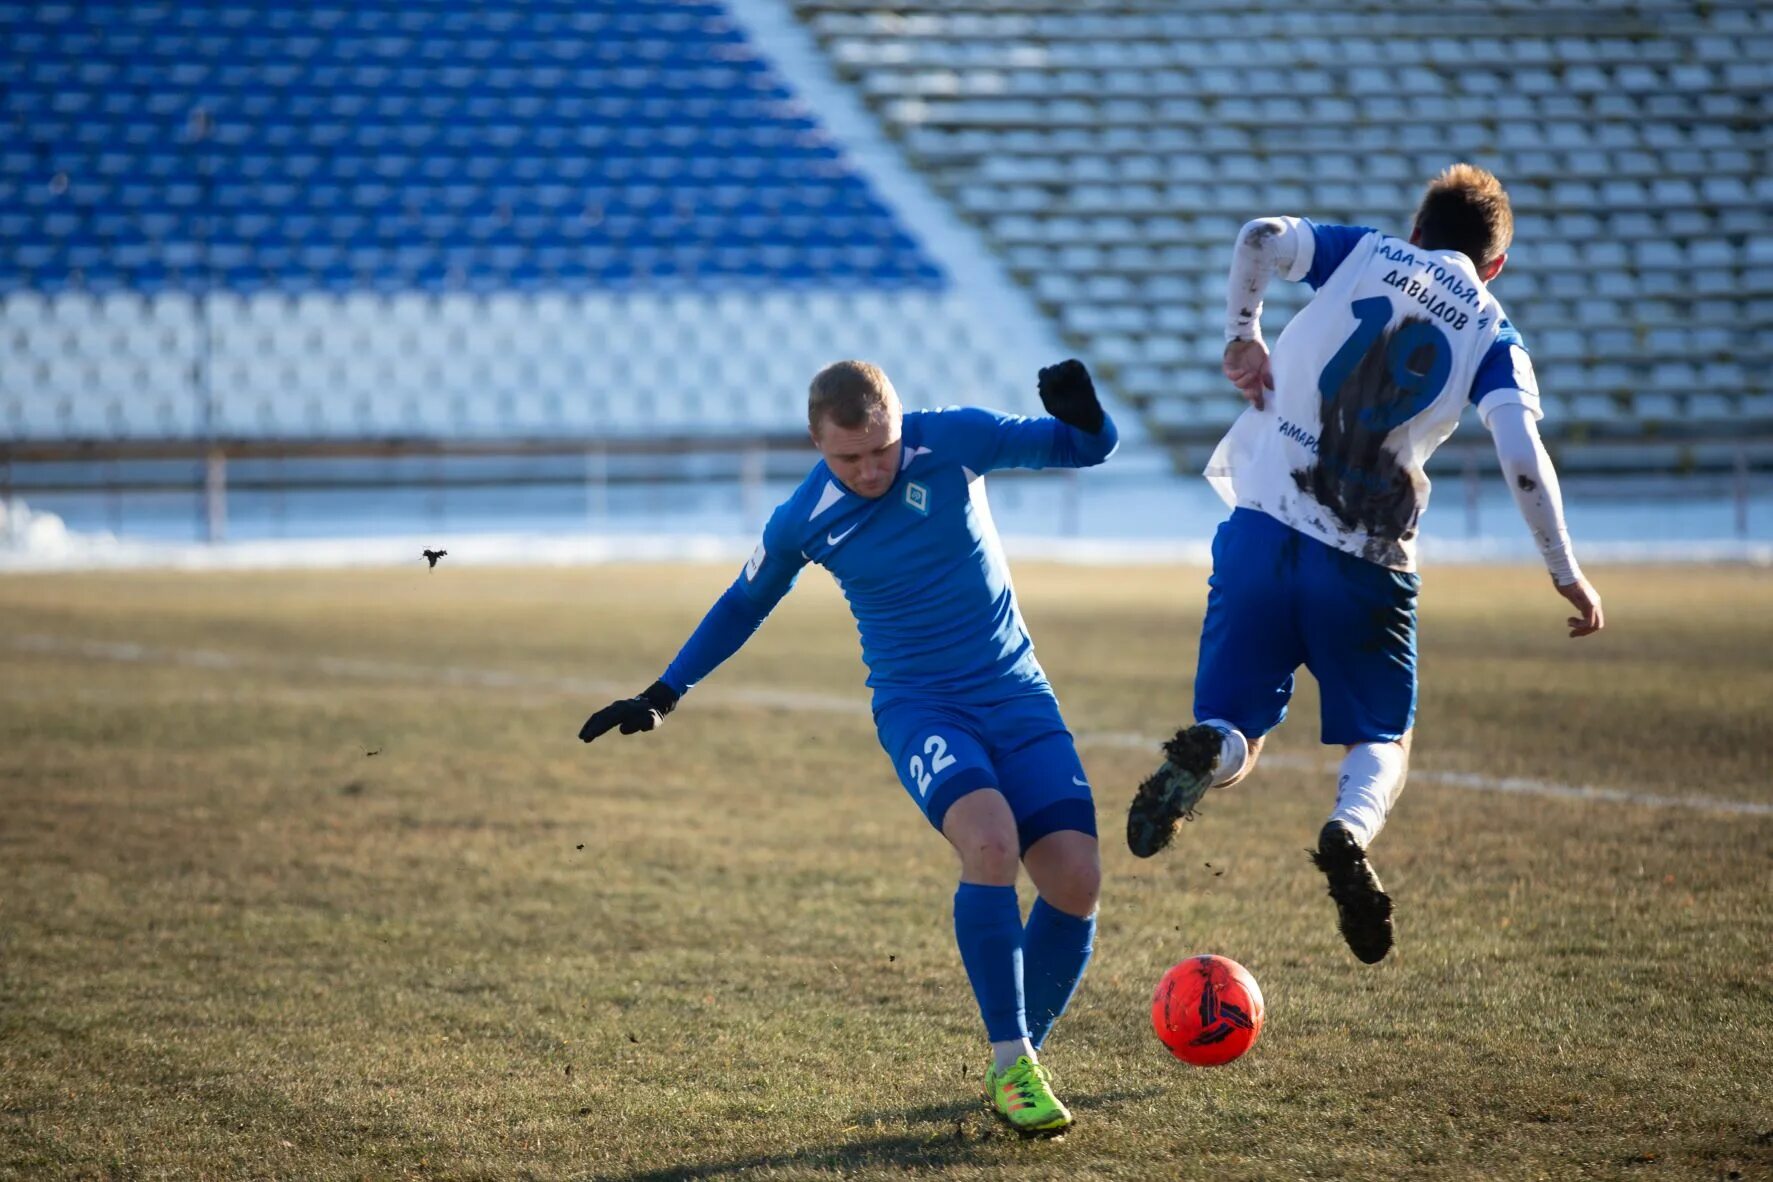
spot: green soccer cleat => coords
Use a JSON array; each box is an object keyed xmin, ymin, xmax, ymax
[
  {"xmin": 1126, "ymin": 724, "xmax": 1224, "ymax": 857},
  {"xmin": 985, "ymin": 1055, "xmax": 1073, "ymax": 1137}
]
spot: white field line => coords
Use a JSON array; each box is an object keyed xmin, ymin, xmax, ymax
[
  {"xmin": 13, "ymin": 634, "xmax": 1773, "ymax": 819},
  {"xmin": 1084, "ymin": 730, "xmax": 1773, "ymax": 816}
]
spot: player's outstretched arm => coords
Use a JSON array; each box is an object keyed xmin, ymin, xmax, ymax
[
  {"xmin": 953, "ymin": 361, "xmax": 1120, "ymax": 474},
  {"xmin": 1486, "ymin": 402, "xmax": 1604, "ymax": 638},
  {"xmin": 578, "ymin": 534, "xmax": 805, "ymax": 743},
  {"xmin": 577, "ymin": 581, "xmax": 779, "ymax": 744}
]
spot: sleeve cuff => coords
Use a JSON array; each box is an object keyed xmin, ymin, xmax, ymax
[{"xmin": 1476, "ymin": 386, "xmax": 1544, "ymax": 428}]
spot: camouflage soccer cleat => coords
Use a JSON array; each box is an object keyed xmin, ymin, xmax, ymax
[
  {"xmin": 1126, "ymin": 724, "xmax": 1225, "ymax": 858},
  {"xmin": 1311, "ymin": 821, "xmax": 1395, "ymax": 964},
  {"xmin": 985, "ymin": 1056, "xmax": 1072, "ymax": 1137}
]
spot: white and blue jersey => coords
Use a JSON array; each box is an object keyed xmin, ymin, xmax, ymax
[
  {"xmin": 1205, "ymin": 219, "xmax": 1541, "ymax": 571},
  {"xmin": 659, "ymin": 406, "xmax": 1119, "ymax": 846}
]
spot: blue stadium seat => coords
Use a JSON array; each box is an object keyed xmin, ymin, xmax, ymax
[{"xmin": 0, "ymin": 1, "xmax": 942, "ymax": 299}]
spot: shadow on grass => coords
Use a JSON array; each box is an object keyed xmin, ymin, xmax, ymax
[{"xmin": 603, "ymin": 1087, "xmax": 1162, "ymax": 1181}]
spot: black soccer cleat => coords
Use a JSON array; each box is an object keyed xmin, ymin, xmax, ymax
[
  {"xmin": 1127, "ymin": 724, "xmax": 1225, "ymax": 858},
  {"xmin": 1311, "ymin": 821, "xmax": 1394, "ymax": 964}
]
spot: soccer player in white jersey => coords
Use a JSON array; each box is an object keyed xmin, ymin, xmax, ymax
[{"xmin": 1126, "ymin": 164, "xmax": 1605, "ymax": 963}]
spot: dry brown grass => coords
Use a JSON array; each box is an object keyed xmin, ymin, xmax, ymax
[{"xmin": 2, "ymin": 563, "xmax": 1770, "ymax": 1180}]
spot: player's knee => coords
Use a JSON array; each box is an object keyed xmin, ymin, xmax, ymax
[
  {"xmin": 940, "ymin": 788, "xmax": 1020, "ymax": 881},
  {"xmin": 954, "ymin": 829, "xmax": 1019, "ymax": 882},
  {"xmin": 960, "ymin": 837, "xmax": 1019, "ymax": 882},
  {"xmin": 1049, "ymin": 856, "xmax": 1100, "ymax": 917},
  {"xmin": 1026, "ymin": 833, "xmax": 1100, "ymax": 916}
]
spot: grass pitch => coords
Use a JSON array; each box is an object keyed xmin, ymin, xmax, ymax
[{"xmin": 1, "ymin": 562, "xmax": 1770, "ymax": 1181}]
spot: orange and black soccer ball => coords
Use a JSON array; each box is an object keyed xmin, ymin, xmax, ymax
[{"xmin": 1151, "ymin": 954, "xmax": 1265, "ymax": 1066}]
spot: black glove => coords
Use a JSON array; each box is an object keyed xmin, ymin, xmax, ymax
[
  {"xmin": 579, "ymin": 679, "xmax": 680, "ymax": 743},
  {"xmin": 1038, "ymin": 358, "xmax": 1105, "ymax": 434}
]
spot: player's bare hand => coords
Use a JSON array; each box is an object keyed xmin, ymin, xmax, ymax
[
  {"xmin": 578, "ymin": 680, "xmax": 680, "ymax": 742},
  {"xmin": 1554, "ymin": 577, "xmax": 1604, "ymax": 638},
  {"xmin": 1223, "ymin": 340, "xmax": 1274, "ymax": 410}
]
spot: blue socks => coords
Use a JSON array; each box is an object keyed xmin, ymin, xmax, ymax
[
  {"xmin": 1023, "ymin": 897, "xmax": 1096, "ymax": 1049},
  {"xmin": 954, "ymin": 885, "xmax": 1095, "ymax": 1048},
  {"xmin": 952, "ymin": 883, "xmax": 1028, "ymax": 1043}
]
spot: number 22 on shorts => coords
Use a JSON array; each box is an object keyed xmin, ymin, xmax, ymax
[{"xmin": 908, "ymin": 734, "xmax": 957, "ymax": 797}]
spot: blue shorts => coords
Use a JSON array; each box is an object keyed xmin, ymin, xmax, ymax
[
  {"xmin": 874, "ymin": 690, "xmax": 1097, "ymax": 853},
  {"xmin": 1194, "ymin": 508, "xmax": 1420, "ymax": 746}
]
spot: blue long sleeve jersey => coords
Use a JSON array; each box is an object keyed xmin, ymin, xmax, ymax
[{"xmin": 660, "ymin": 406, "xmax": 1119, "ymax": 706}]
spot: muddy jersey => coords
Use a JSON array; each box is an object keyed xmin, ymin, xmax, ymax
[{"xmin": 1205, "ymin": 220, "xmax": 1541, "ymax": 571}]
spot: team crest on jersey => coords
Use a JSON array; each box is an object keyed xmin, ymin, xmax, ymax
[{"xmin": 904, "ymin": 481, "xmax": 930, "ymax": 515}]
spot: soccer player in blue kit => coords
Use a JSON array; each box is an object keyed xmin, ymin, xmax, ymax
[
  {"xmin": 579, "ymin": 358, "xmax": 1118, "ymax": 1135},
  {"xmin": 1127, "ymin": 164, "xmax": 1605, "ymax": 963}
]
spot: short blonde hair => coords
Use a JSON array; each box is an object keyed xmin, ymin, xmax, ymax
[
  {"xmin": 1413, "ymin": 163, "xmax": 1514, "ymax": 268},
  {"xmin": 808, "ymin": 360, "xmax": 898, "ymax": 434}
]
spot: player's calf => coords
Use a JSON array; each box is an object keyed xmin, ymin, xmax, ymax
[
  {"xmin": 1126, "ymin": 721, "xmax": 1254, "ymax": 858},
  {"xmin": 1329, "ymin": 739, "xmax": 1409, "ymax": 847}
]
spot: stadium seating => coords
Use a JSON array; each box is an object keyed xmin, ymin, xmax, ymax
[
  {"xmin": 0, "ymin": 1, "xmax": 1046, "ymax": 439},
  {"xmin": 791, "ymin": 0, "xmax": 1773, "ymax": 444},
  {"xmin": 4, "ymin": 0, "xmax": 1768, "ymax": 454},
  {"xmin": 0, "ymin": 1, "xmax": 944, "ymax": 296}
]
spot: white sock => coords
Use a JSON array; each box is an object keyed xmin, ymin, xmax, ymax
[
  {"xmin": 991, "ymin": 1038, "xmax": 1036, "ymax": 1071},
  {"xmin": 1330, "ymin": 742, "xmax": 1408, "ymax": 848},
  {"xmin": 1197, "ymin": 719, "xmax": 1249, "ymax": 787}
]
